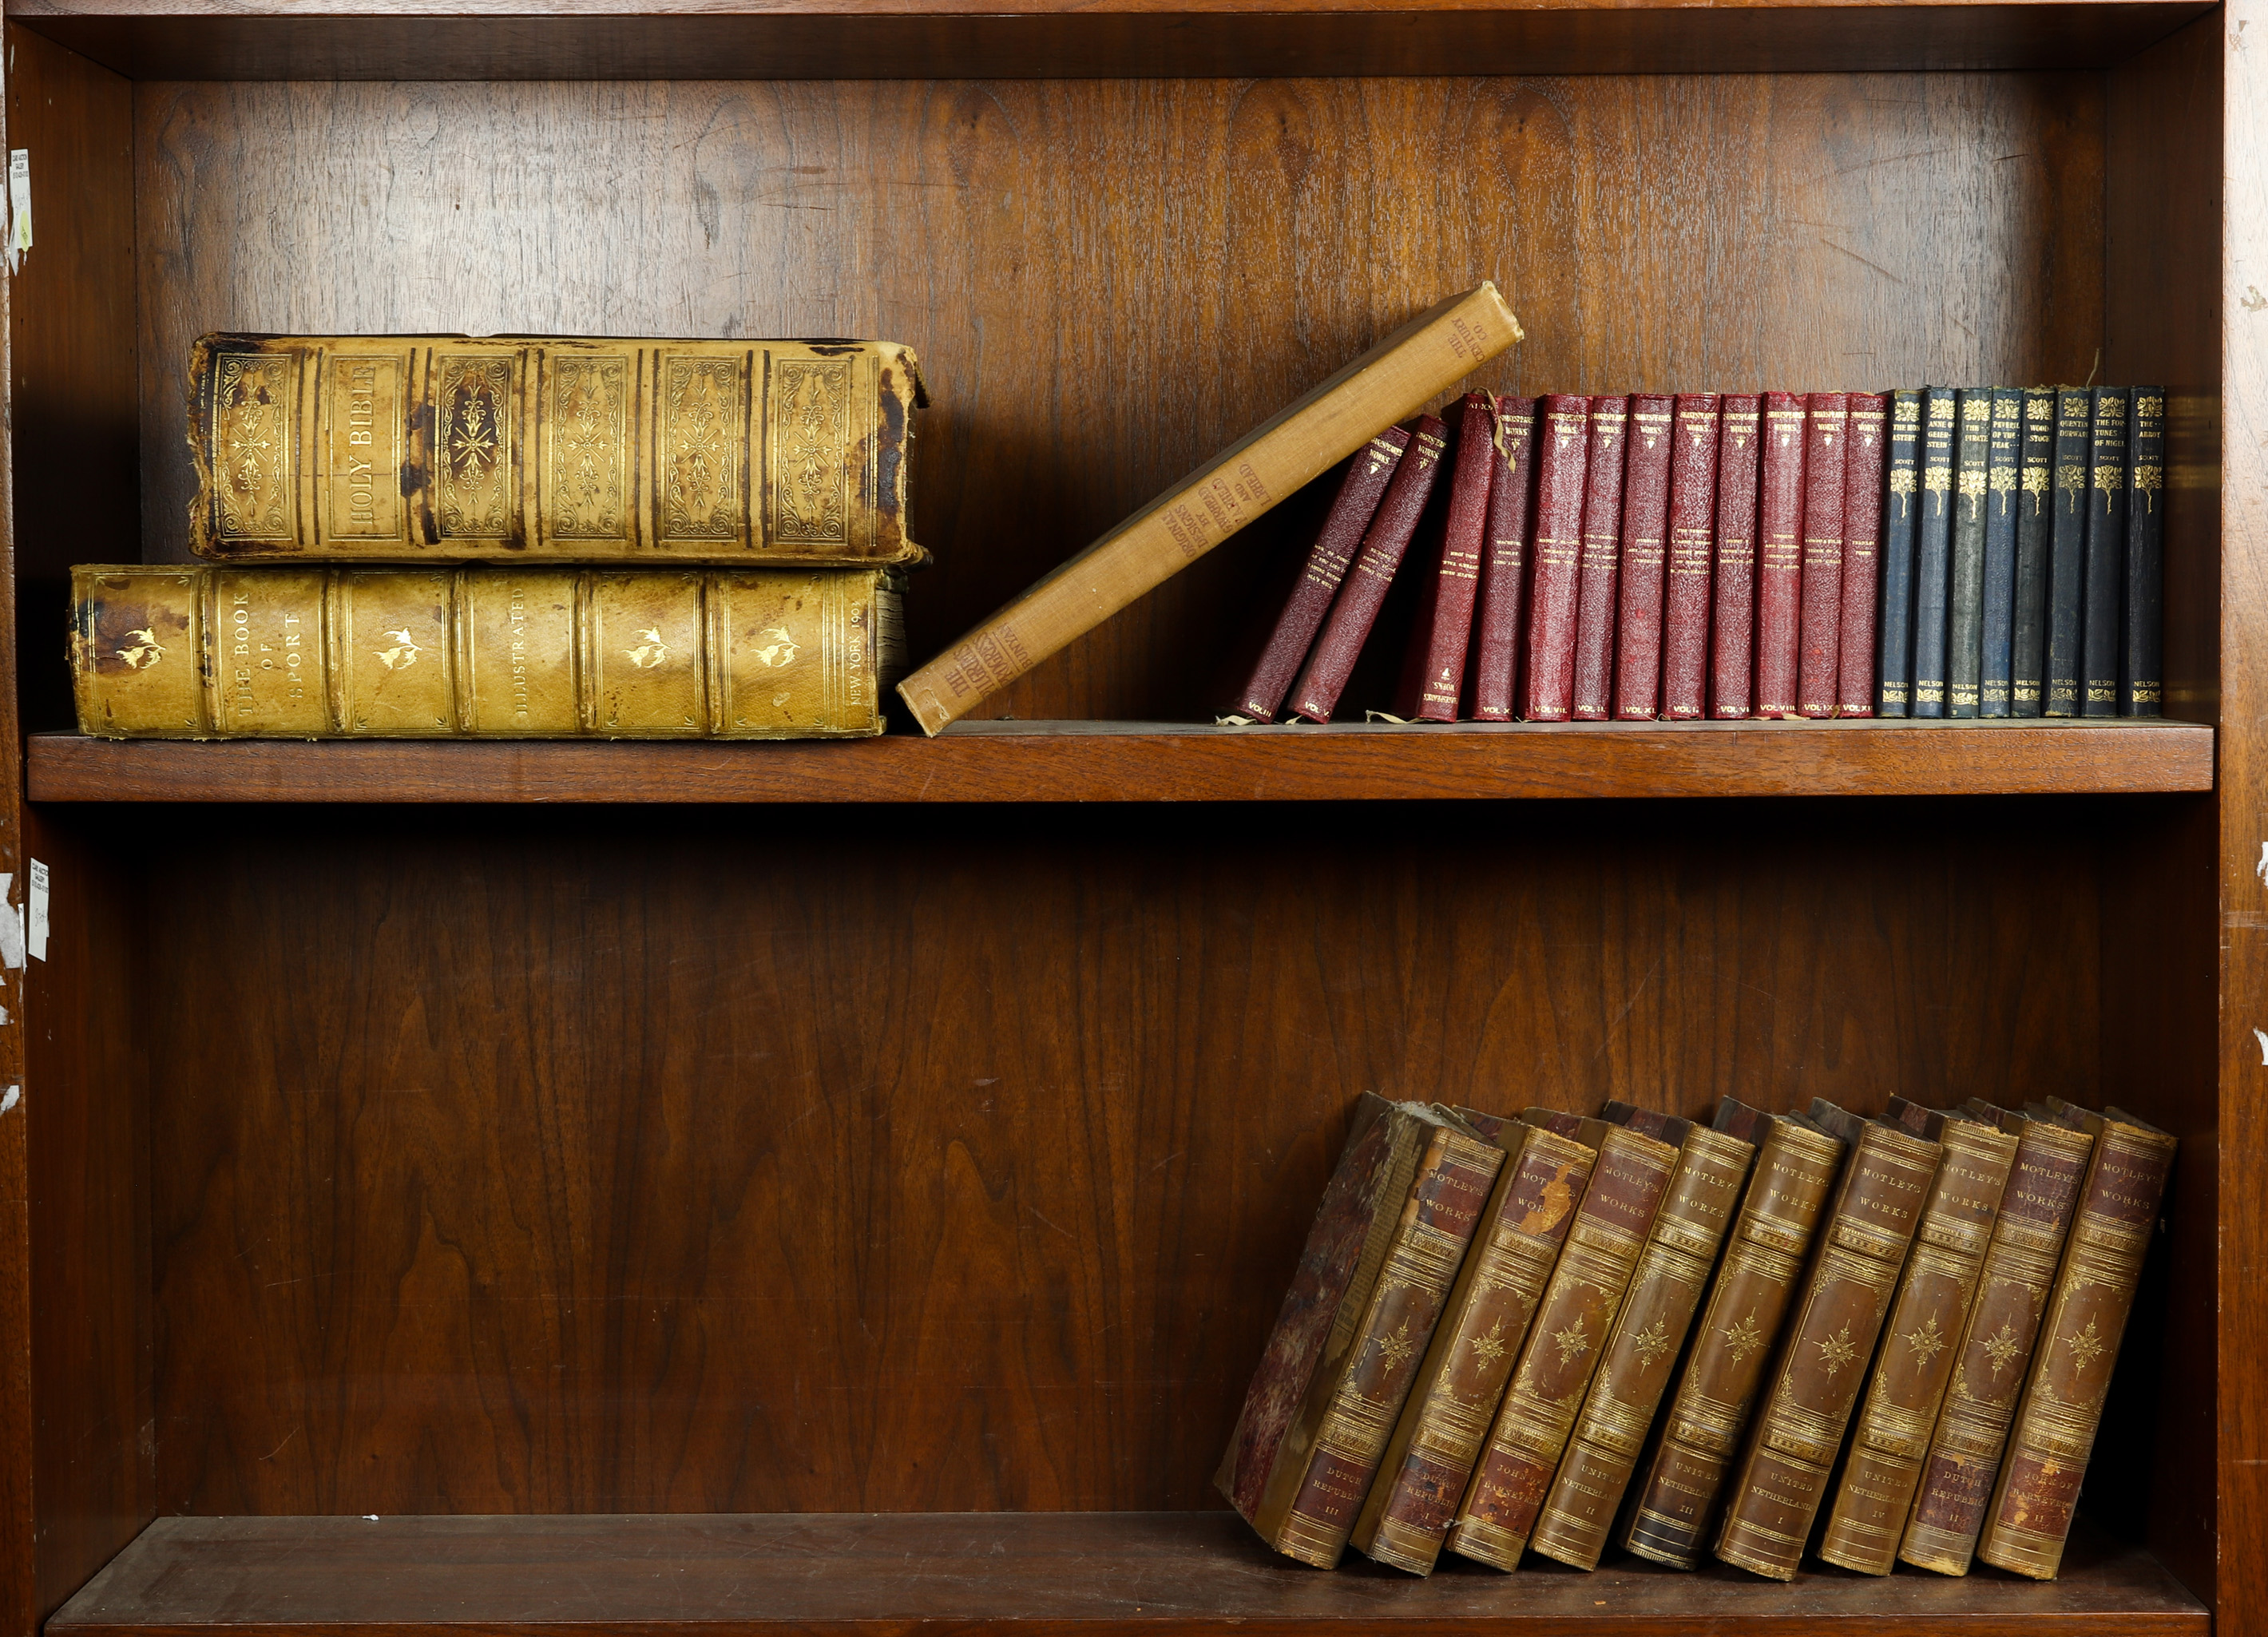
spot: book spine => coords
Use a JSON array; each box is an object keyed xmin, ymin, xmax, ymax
[
  {"xmin": 1713, "ymin": 1122, "xmax": 1943, "ymax": 1581},
  {"xmin": 1659, "ymin": 395, "xmax": 1723, "ymax": 721},
  {"xmin": 1817, "ymin": 1120, "xmax": 2020, "ymax": 1575},
  {"xmin": 2080, "ymin": 387, "xmax": 2131, "ymax": 718},
  {"xmin": 1899, "ymin": 1120, "xmax": 2096, "ymax": 1576},
  {"xmin": 1911, "ymin": 387, "xmax": 1957, "ymax": 718},
  {"xmin": 1709, "ymin": 397, "xmax": 1763, "ymax": 718},
  {"xmin": 2123, "ymin": 387, "xmax": 2166, "ymax": 715},
  {"xmin": 1227, "ymin": 429, "xmax": 1410, "ymax": 720},
  {"xmin": 1837, "ymin": 394, "xmax": 1887, "ymax": 717},
  {"xmin": 1795, "ymin": 393, "xmax": 1850, "ymax": 719},
  {"xmin": 2011, "ymin": 388, "xmax": 2056, "ymax": 715},
  {"xmin": 1570, "ymin": 398, "xmax": 1632, "ymax": 720},
  {"xmin": 1976, "ymin": 1120, "xmax": 2178, "ymax": 1580},
  {"xmin": 1287, "ymin": 417, "xmax": 1450, "ymax": 722},
  {"xmin": 1753, "ymin": 393, "xmax": 1807, "ymax": 718},
  {"xmin": 1876, "ymin": 391, "xmax": 1921, "ymax": 717},
  {"xmin": 1622, "ymin": 1119, "xmax": 1847, "ymax": 1570},
  {"xmin": 1522, "ymin": 396, "xmax": 1596, "ymax": 721},
  {"xmin": 71, "ymin": 563, "xmax": 899, "ymax": 740},
  {"xmin": 1612, "ymin": 396, "xmax": 1677, "ymax": 719},
  {"xmin": 1946, "ymin": 388, "xmax": 1992, "ymax": 718},
  {"xmin": 902, "ymin": 283, "xmax": 1525, "ymax": 732},
  {"xmin": 1979, "ymin": 389, "xmax": 2022, "ymax": 717},
  {"xmin": 1529, "ymin": 1128, "xmax": 1758, "ymax": 1570},
  {"xmin": 1394, "ymin": 395, "xmax": 1499, "ymax": 721},
  {"xmin": 1466, "ymin": 397, "xmax": 1539, "ymax": 722},
  {"xmin": 2045, "ymin": 388, "xmax": 2091, "ymax": 715},
  {"xmin": 1447, "ymin": 1127, "xmax": 1681, "ymax": 1569}
]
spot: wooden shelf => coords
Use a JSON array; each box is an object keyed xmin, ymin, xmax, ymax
[{"xmin": 48, "ymin": 1512, "xmax": 2207, "ymax": 1637}]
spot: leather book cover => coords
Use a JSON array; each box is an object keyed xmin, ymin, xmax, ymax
[
  {"xmin": 1529, "ymin": 1112, "xmax": 1759, "ymax": 1570},
  {"xmin": 1287, "ymin": 416, "xmax": 1450, "ymax": 722},
  {"xmin": 1713, "ymin": 1107, "xmax": 1943, "ymax": 1580},
  {"xmin": 1611, "ymin": 396, "xmax": 1677, "ymax": 719},
  {"xmin": 1752, "ymin": 393, "xmax": 1808, "ymax": 718},
  {"xmin": 1622, "ymin": 1109, "xmax": 1846, "ymax": 1571},
  {"xmin": 1228, "ymin": 428, "xmax": 1410, "ymax": 720},
  {"xmin": 1912, "ymin": 387, "xmax": 1958, "ymax": 718},
  {"xmin": 2123, "ymin": 387, "xmax": 2166, "ymax": 715},
  {"xmin": 1946, "ymin": 387, "xmax": 1991, "ymax": 718},
  {"xmin": 1394, "ymin": 394, "xmax": 1498, "ymax": 722},
  {"xmin": 2045, "ymin": 387, "xmax": 2091, "ymax": 714},
  {"xmin": 1817, "ymin": 1108, "xmax": 2020, "ymax": 1574},
  {"xmin": 71, "ymin": 562, "xmax": 900, "ymax": 739},
  {"xmin": 1875, "ymin": 390, "xmax": 1921, "ymax": 716},
  {"xmin": 1467, "ymin": 397, "xmax": 1539, "ymax": 721},
  {"xmin": 2012, "ymin": 388, "xmax": 2056, "ymax": 715},
  {"xmin": 2080, "ymin": 387, "xmax": 2131, "ymax": 718},
  {"xmin": 1353, "ymin": 1120, "xmax": 1600, "ymax": 1574},
  {"xmin": 1660, "ymin": 394, "xmax": 1723, "ymax": 720},
  {"xmin": 1569, "ymin": 398, "xmax": 1632, "ymax": 720},
  {"xmin": 1977, "ymin": 1104, "xmax": 2176, "ymax": 1580},
  {"xmin": 1794, "ymin": 393, "xmax": 1850, "ymax": 719},
  {"xmin": 1978, "ymin": 388, "xmax": 2023, "ymax": 717},
  {"xmin": 1899, "ymin": 1108, "xmax": 2096, "ymax": 1576},
  {"xmin": 1521, "ymin": 396, "xmax": 1596, "ymax": 721},
  {"xmin": 188, "ymin": 333, "xmax": 926, "ymax": 565},
  {"xmin": 1709, "ymin": 397, "xmax": 1764, "ymax": 718},
  {"xmin": 1445, "ymin": 1123, "xmax": 1682, "ymax": 1570},
  {"xmin": 1836, "ymin": 394, "xmax": 1887, "ymax": 717}
]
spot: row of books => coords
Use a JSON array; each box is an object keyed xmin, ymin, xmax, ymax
[
  {"xmin": 1219, "ymin": 1092, "xmax": 2176, "ymax": 1583},
  {"xmin": 1223, "ymin": 386, "xmax": 2165, "ymax": 725}
]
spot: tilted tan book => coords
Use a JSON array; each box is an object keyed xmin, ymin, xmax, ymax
[
  {"xmin": 70, "ymin": 562, "xmax": 899, "ymax": 739},
  {"xmin": 188, "ymin": 334, "xmax": 924, "ymax": 564},
  {"xmin": 897, "ymin": 283, "xmax": 1523, "ymax": 734}
]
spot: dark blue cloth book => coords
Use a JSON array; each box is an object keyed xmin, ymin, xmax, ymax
[
  {"xmin": 2122, "ymin": 387, "xmax": 2165, "ymax": 715},
  {"xmin": 1910, "ymin": 386, "xmax": 1957, "ymax": 719},
  {"xmin": 2045, "ymin": 387, "xmax": 2090, "ymax": 715},
  {"xmin": 2011, "ymin": 387, "xmax": 2055, "ymax": 716},
  {"xmin": 2080, "ymin": 387, "xmax": 2129, "ymax": 718},
  {"xmin": 1979, "ymin": 388, "xmax": 2021, "ymax": 717},
  {"xmin": 1946, "ymin": 388, "xmax": 1991, "ymax": 719},
  {"xmin": 1876, "ymin": 390, "xmax": 1921, "ymax": 717}
]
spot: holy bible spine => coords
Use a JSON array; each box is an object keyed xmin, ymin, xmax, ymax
[
  {"xmin": 189, "ymin": 334, "xmax": 926, "ymax": 565},
  {"xmin": 902, "ymin": 283, "xmax": 1524, "ymax": 733},
  {"xmin": 70, "ymin": 562, "xmax": 900, "ymax": 740},
  {"xmin": 1352, "ymin": 1120, "xmax": 1600, "ymax": 1574}
]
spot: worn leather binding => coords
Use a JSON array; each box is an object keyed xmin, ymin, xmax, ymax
[
  {"xmin": 1713, "ymin": 1103, "xmax": 1943, "ymax": 1581},
  {"xmin": 1287, "ymin": 416, "xmax": 1450, "ymax": 722},
  {"xmin": 188, "ymin": 333, "xmax": 926, "ymax": 565},
  {"xmin": 1446, "ymin": 1121, "xmax": 1682, "ymax": 1570},
  {"xmin": 2080, "ymin": 387, "xmax": 2131, "ymax": 719},
  {"xmin": 1621, "ymin": 1109, "xmax": 1846, "ymax": 1570},
  {"xmin": 1836, "ymin": 394, "xmax": 1887, "ymax": 717},
  {"xmin": 1946, "ymin": 388, "xmax": 1991, "ymax": 719},
  {"xmin": 1816, "ymin": 1106, "xmax": 2019, "ymax": 1574},
  {"xmin": 1659, "ymin": 395, "xmax": 1723, "ymax": 720},
  {"xmin": 1794, "ymin": 393, "xmax": 1850, "ymax": 719},
  {"xmin": 1521, "ymin": 396, "xmax": 1596, "ymax": 722},
  {"xmin": 1570, "ymin": 398, "xmax": 1633, "ymax": 721},
  {"xmin": 2044, "ymin": 387, "xmax": 2091, "ymax": 716},
  {"xmin": 1899, "ymin": 1107, "xmax": 2096, "ymax": 1576},
  {"xmin": 1353, "ymin": 1119, "xmax": 1600, "ymax": 1574},
  {"xmin": 1876, "ymin": 390, "xmax": 1921, "ymax": 716},
  {"xmin": 1394, "ymin": 394, "xmax": 1499, "ymax": 721},
  {"xmin": 1977, "ymin": 1103, "xmax": 2177, "ymax": 1580},
  {"xmin": 1529, "ymin": 1109, "xmax": 1759, "ymax": 1570},
  {"xmin": 1611, "ymin": 396, "xmax": 1677, "ymax": 719},
  {"xmin": 2123, "ymin": 387, "xmax": 2166, "ymax": 715},
  {"xmin": 1912, "ymin": 387, "xmax": 1958, "ymax": 718},
  {"xmin": 1753, "ymin": 393, "xmax": 1808, "ymax": 718},
  {"xmin": 1228, "ymin": 428, "xmax": 1410, "ymax": 720},
  {"xmin": 1709, "ymin": 397, "xmax": 1764, "ymax": 719},
  {"xmin": 2012, "ymin": 389, "xmax": 2056, "ymax": 715},
  {"xmin": 70, "ymin": 562, "xmax": 901, "ymax": 739},
  {"xmin": 1466, "ymin": 397, "xmax": 1539, "ymax": 722},
  {"xmin": 1978, "ymin": 389, "xmax": 2023, "ymax": 718}
]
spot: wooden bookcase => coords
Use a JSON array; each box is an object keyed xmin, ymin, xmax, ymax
[{"xmin": 0, "ymin": 2, "xmax": 2244, "ymax": 1634}]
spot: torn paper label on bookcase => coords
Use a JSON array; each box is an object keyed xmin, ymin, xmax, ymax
[
  {"xmin": 6, "ymin": 150, "xmax": 29, "ymax": 275},
  {"xmin": 0, "ymin": 873, "xmax": 22, "ymax": 969},
  {"xmin": 29, "ymin": 859, "xmax": 50, "ymax": 961}
]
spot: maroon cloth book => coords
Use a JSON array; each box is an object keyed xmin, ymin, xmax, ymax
[
  {"xmin": 1612, "ymin": 394, "xmax": 1676, "ymax": 719},
  {"xmin": 1569, "ymin": 397, "xmax": 1632, "ymax": 720},
  {"xmin": 1227, "ymin": 427, "xmax": 1410, "ymax": 720},
  {"xmin": 1660, "ymin": 394, "xmax": 1723, "ymax": 720},
  {"xmin": 1394, "ymin": 394, "xmax": 1497, "ymax": 721},
  {"xmin": 1521, "ymin": 395, "xmax": 1593, "ymax": 721},
  {"xmin": 1838, "ymin": 393, "xmax": 1889, "ymax": 716},
  {"xmin": 1287, "ymin": 416, "xmax": 1449, "ymax": 723},
  {"xmin": 1466, "ymin": 396, "xmax": 1538, "ymax": 722},
  {"xmin": 1709, "ymin": 396, "xmax": 1763, "ymax": 718},
  {"xmin": 1753, "ymin": 391, "xmax": 1808, "ymax": 718},
  {"xmin": 1796, "ymin": 392, "xmax": 1851, "ymax": 719}
]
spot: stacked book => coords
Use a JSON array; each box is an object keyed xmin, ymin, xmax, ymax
[
  {"xmin": 70, "ymin": 333, "xmax": 926, "ymax": 739},
  {"xmin": 1219, "ymin": 1092, "xmax": 2175, "ymax": 1582}
]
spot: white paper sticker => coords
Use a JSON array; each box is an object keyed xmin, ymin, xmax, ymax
[
  {"xmin": 28, "ymin": 859, "xmax": 49, "ymax": 962},
  {"xmin": 7, "ymin": 149, "xmax": 30, "ymax": 275},
  {"xmin": 0, "ymin": 873, "xmax": 22, "ymax": 971}
]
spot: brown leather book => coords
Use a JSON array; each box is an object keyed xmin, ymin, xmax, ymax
[
  {"xmin": 70, "ymin": 562, "xmax": 899, "ymax": 739},
  {"xmin": 1216, "ymin": 1096, "xmax": 1503, "ymax": 1568},
  {"xmin": 1445, "ymin": 1118, "xmax": 1683, "ymax": 1570},
  {"xmin": 188, "ymin": 334, "xmax": 926, "ymax": 564},
  {"xmin": 1351, "ymin": 1117, "xmax": 1599, "ymax": 1574},
  {"xmin": 1621, "ymin": 1108, "xmax": 1846, "ymax": 1569},
  {"xmin": 1899, "ymin": 1104, "xmax": 2096, "ymax": 1575},
  {"xmin": 1712, "ymin": 1102, "xmax": 1943, "ymax": 1580},
  {"xmin": 1528, "ymin": 1104, "xmax": 1759, "ymax": 1569},
  {"xmin": 1976, "ymin": 1102, "xmax": 2178, "ymax": 1580},
  {"xmin": 1816, "ymin": 1104, "xmax": 2020, "ymax": 1574}
]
